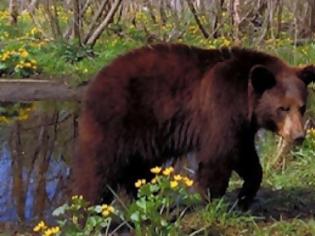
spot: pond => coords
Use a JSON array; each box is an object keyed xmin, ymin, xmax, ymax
[{"xmin": 0, "ymin": 101, "xmax": 80, "ymax": 225}]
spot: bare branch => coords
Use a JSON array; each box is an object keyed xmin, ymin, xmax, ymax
[
  {"xmin": 86, "ymin": 0, "xmax": 123, "ymax": 47},
  {"xmin": 83, "ymin": 0, "xmax": 110, "ymax": 44},
  {"xmin": 185, "ymin": 0, "xmax": 210, "ymax": 38}
]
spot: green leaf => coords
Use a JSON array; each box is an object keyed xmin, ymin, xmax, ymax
[
  {"xmin": 93, "ymin": 205, "xmax": 103, "ymax": 213},
  {"xmin": 149, "ymin": 184, "xmax": 160, "ymax": 193},
  {"xmin": 130, "ymin": 211, "xmax": 140, "ymax": 222},
  {"xmin": 136, "ymin": 198, "xmax": 147, "ymax": 210},
  {"xmin": 52, "ymin": 203, "xmax": 69, "ymax": 216},
  {"xmin": 84, "ymin": 216, "xmax": 98, "ymax": 233},
  {"xmin": 0, "ymin": 106, "xmax": 7, "ymax": 114},
  {"xmin": 160, "ymin": 219, "xmax": 168, "ymax": 227},
  {"xmin": 0, "ymin": 62, "xmax": 7, "ymax": 70}
]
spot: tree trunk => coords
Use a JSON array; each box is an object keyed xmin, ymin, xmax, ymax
[
  {"xmin": 309, "ymin": 0, "xmax": 315, "ymax": 37},
  {"xmin": 232, "ymin": 0, "xmax": 241, "ymax": 41},
  {"xmin": 276, "ymin": 0, "xmax": 283, "ymax": 37},
  {"xmin": 72, "ymin": 0, "xmax": 81, "ymax": 43},
  {"xmin": 159, "ymin": 0, "xmax": 167, "ymax": 25},
  {"xmin": 28, "ymin": 0, "xmax": 40, "ymax": 13},
  {"xmin": 212, "ymin": 0, "xmax": 224, "ymax": 38},
  {"xmin": 9, "ymin": 0, "xmax": 19, "ymax": 25}
]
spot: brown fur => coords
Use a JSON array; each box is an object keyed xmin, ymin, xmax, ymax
[{"xmin": 72, "ymin": 44, "xmax": 315, "ymax": 209}]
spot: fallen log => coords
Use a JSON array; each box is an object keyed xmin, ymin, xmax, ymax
[{"xmin": 0, "ymin": 79, "xmax": 86, "ymax": 102}]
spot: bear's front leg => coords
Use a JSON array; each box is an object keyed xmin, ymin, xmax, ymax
[
  {"xmin": 234, "ymin": 143, "xmax": 263, "ymax": 210},
  {"xmin": 197, "ymin": 159, "xmax": 232, "ymax": 200}
]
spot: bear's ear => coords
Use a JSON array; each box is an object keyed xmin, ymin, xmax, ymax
[
  {"xmin": 250, "ymin": 65, "xmax": 276, "ymax": 94},
  {"xmin": 298, "ymin": 65, "xmax": 315, "ymax": 86}
]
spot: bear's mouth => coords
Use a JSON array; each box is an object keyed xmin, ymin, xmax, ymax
[{"xmin": 277, "ymin": 131, "xmax": 305, "ymax": 146}]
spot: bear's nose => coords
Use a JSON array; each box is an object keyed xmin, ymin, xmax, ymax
[{"xmin": 293, "ymin": 132, "xmax": 305, "ymax": 145}]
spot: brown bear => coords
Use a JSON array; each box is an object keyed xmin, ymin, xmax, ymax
[{"xmin": 72, "ymin": 44, "xmax": 315, "ymax": 209}]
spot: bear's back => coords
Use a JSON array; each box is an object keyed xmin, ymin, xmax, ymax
[
  {"xmin": 83, "ymin": 44, "xmax": 283, "ymax": 128},
  {"xmin": 84, "ymin": 44, "xmax": 224, "ymax": 124}
]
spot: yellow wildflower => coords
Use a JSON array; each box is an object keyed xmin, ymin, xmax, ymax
[
  {"xmin": 102, "ymin": 210, "xmax": 110, "ymax": 217},
  {"xmin": 307, "ymin": 128, "xmax": 315, "ymax": 138},
  {"xmin": 30, "ymin": 27, "xmax": 39, "ymax": 35},
  {"xmin": 108, "ymin": 206, "xmax": 114, "ymax": 213},
  {"xmin": 222, "ymin": 38, "xmax": 231, "ymax": 47},
  {"xmin": 33, "ymin": 220, "xmax": 47, "ymax": 232},
  {"xmin": 135, "ymin": 179, "xmax": 146, "ymax": 188},
  {"xmin": 19, "ymin": 49, "xmax": 29, "ymax": 58},
  {"xmin": 101, "ymin": 204, "xmax": 108, "ymax": 208},
  {"xmin": 151, "ymin": 177, "xmax": 158, "ymax": 184},
  {"xmin": 17, "ymin": 113, "xmax": 29, "ymax": 121},
  {"xmin": 24, "ymin": 62, "xmax": 32, "ymax": 68},
  {"xmin": 150, "ymin": 166, "xmax": 162, "ymax": 174},
  {"xmin": 71, "ymin": 195, "xmax": 83, "ymax": 201},
  {"xmin": 101, "ymin": 204, "xmax": 115, "ymax": 217},
  {"xmin": 173, "ymin": 174, "xmax": 182, "ymax": 181},
  {"xmin": 51, "ymin": 226, "xmax": 60, "ymax": 234},
  {"xmin": 15, "ymin": 64, "xmax": 22, "ymax": 69},
  {"xmin": 101, "ymin": 204, "xmax": 114, "ymax": 212},
  {"xmin": 43, "ymin": 229, "xmax": 52, "ymax": 236},
  {"xmin": 0, "ymin": 116, "xmax": 9, "ymax": 123},
  {"xmin": 162, "ymin": 167, "xmax": 174, "ymax": 176},
  {"xmin": 43, "ymin": 226, "xmax": 60, "ymax": 236},
  {"xmin": 170, "ymin": 180, "xmax": 178, "ymax": 188},
  {"xmin": 1, "ymin": 51, "xmax": 11, "ymax": 61},
  {"xmin": 183, "ymin": 177, "xmax": 194, "ymax": 187}
]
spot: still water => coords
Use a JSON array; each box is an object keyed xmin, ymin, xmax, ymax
[{"xmin": 0, "ymin": 101, "xmax": 79, "ymax": 223}]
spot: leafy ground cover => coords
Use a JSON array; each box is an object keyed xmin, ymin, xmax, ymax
[
  {"xmin": 1, "ymin": 7, "xmax": 315, "ymax": 85},
  {"xmin": 29, "ymin": 146, "xmax": 315, "ymax": 236}
]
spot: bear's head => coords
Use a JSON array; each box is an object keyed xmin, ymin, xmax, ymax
[{"xmin": 250, "ymin": 64, "xmax": 315, "ymax": 144}]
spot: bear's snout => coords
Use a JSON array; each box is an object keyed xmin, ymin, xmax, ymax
[
  {"xmin": 279, "ymin": 111, "xmax": 306, "ymax": 144},
  {"xmin": 292, "ymin": 131, "xmax": 305, "ymax": 145}
]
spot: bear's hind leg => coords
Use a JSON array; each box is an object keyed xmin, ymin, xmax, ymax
[{"xmin": 197, "ymin": 160, "xmax": 232, "ymax": 200}]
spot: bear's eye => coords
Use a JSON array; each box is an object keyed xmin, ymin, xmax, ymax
[
  {"xmin": 299, "ymin": 105, "xmax": 306, "ymax": 114},
  {"xmin": 278, "ymin": 106, "xmax": 290, "ymax": 112}
]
